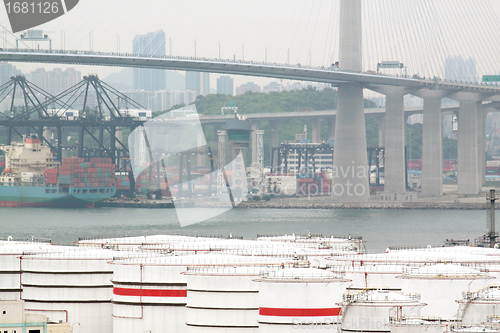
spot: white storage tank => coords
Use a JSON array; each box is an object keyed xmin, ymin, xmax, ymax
[
  {"xmin": 399, "ymin": 264, "xmax": 493, "ymax": 320},
  {"xmin": 388, "ymin": 318, "xmax": 447, "ymax": 333},
  {"xmin": 256, "ymin": 267, "xmax": 350, "ymax": 332},
  {"xmin": 111, "ymin": 254, "xmax": 283, "ymax": 333},
  {"xmin": 332, "ymin": 264, "xmax": 408, "ymax": 289},
  {"xmin": 21, "ymin": 249, "xmax": 116, "ymax": 333},
  {"xmin": 0, "ymin": 240, "xmax": 60, "ymax": 300},
  {"xmin": 460, "ymin": 285, "xmax": 500, "ymax": 325},
  {"xmin": 451, "ymin": 323, "xmax": 500, "ymax": 333},
  {"xmin": 184, "ymin": 266, "xmax": 267, "ymax": 333},
  {"xmin": 341, "ymin": 288, "xmax": 424, "ymax": 333}
]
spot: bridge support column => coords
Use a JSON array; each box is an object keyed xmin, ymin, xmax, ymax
[
  {"xmin": 328, "ymin": 118, "xmax": 335, "ymax": 141},
  {"xmin": 311, "ymin": 119, "xmax": 321, "ymax": 143},
  {"xmin": 270, "ymin": 120, "xmax": 279, "ymax": 172},
  {"xmin": 421, "ymin": 98, "xmax": 443, "ymax": 196},
  {"xmin": 479, "ymin": 109, "xmax": 487, "ymax": 187},
  {"xmin": 383, "ymin": 92, "xmax": 407, "ymax": 193},
  {"xmin": 251, "ymin": 121, "xmax": 261, "ymax": 167},
  {"xmin": 457, "ymin": 99, "xmax": 482, "ymax": 194},
  {"xmin": 376, "ymin": 116, "xmax": 385, "ymax": 147},
  {"xmin": 332, "ymin": 83, "xmax": 369, "ymax": 202},
  {"xmin": 198, "ymin": 125, "xmax": 206, "ymax": 168},
  {"xmin": 213, "ymin": 124, "xmax": 222, "ymax": 142},
  {"xmin": 331, "ymin": 0, "xmax": 368, "ymax": 202}
]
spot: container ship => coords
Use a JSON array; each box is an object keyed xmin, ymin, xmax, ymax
[{"xmin": 0, "ymin": 136, "xmax": 116, "ymax": 207}]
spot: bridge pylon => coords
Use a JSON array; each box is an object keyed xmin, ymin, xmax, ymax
[{"xmin": 332, "ymin": 0, "xmax": 369, "ymax": 202}]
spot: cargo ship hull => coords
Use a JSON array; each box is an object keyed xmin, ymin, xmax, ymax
[{"xmin": 0, "ymin": 185, "xmax": 116, "ymax": 208}]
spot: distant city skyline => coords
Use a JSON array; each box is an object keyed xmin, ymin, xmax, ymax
[
  {"xmin": 132, "ymin": 29, "xmax": 166, "ymax": 92},
  {"xmin": 1, "ymin": 0, "xmax": 499, "ymax": 90},
  {"xmin": 217, "ymin": 76, "xmax": 233, "ymax": 95}
]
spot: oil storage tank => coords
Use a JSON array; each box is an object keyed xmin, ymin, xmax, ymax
[
  {"xmin": 20, "ymin": 249, "xmax": 116, "ymax": 333},
  {"xmin": 0, "ymin": 240, "xmax": 58, "ymax": 300},
  {"xmin": 459, "ymin": 285, "xmax": 500, "ymax": 325},
  {"xmin": 111, "ymin": 254, "xmax": 283, "ymax": 333},
  {"xmin": 256, "ymin": 267, "xmax": 350, "ymax": 332},
  {"xmin": 399, "ymin": 264, "xmax": 493, "ymax": 320},
  {"xmin": 340, "ymin": 288, "xmax": 424, "ymax": 333},
  {"xmin": 184, "ymin": 266, "xmax": 267, "ymax": 333}
]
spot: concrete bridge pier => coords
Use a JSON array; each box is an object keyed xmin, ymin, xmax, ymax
[
  {"xmin": 479, "ymin": 108, "xmax": 487, "ymax": 186},
  {"xmin": 421, "ymin": 98, "xmax": 443, "ymax": 196},
  {"xmin": 452, "ymin": 93, "xmax": 483, "ymax": 194},
  {"xmin": 328, "ymin": 118, "xmax": 335, "ymax": 141},
  {"xmin": 376, "ymin": 116, "xmax": 385, "ymax": 147},
  {"xmin": 251, "ymin": 121, "xmax": 261, "ymax": 167},
  {"xmin": 331, "ymin": 0, "xmax": 369, "ymax": 202},
  {"xmin": 368, "ymin": 86, "xmax": 410, "ymax": 194},
  {"xmin": 270, "ymin": 120, "xmax": 279, "ymax": 172},
  {"xmin": 412, "ymin": 90, "xmax": 448, "ymax": 197},
  {"xmin": 383, "ymin": 91, "xmax": 408, "ymax": 193},
  {"xmin": 332, "ymin": 83, "xmax": 370, "ymax": 202},
  {"xmin": 213, "ymin": 123, "xmax": 222, "ymax": 142},
  {"xmin": 311, "ymin": 118, "xmax": 322, "ymax": 143},
  {"xmin": 198, "ymin": 124, "xmax": 206, "ymax": 168}
]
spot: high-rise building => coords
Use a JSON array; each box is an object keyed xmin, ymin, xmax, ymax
[
  {"xmin": 153, "ymin": 90, "xmax": 197, "ymax": 111},
  {"xmin": 121, "ymin": 90, "xmax": 154, "ymax": 110},
  {"xmin": 29, "ymin": 67, "xmax": 81, "ymax": 95},
  {"xmin": 0, "ymin": 62, "xmax": 21, "ymax": 85},
  {"xmin": 185, "ymin": 71, "xmax": 200, "ymax": 96},
  {"xmin": 217, "ymin": 76, "xmax": 233, "ymax": 95},
  {"xmin": 186, "ymin": 71, "xmax": 210, "ymax": 97},
  {"xmin": 132, "ymin": 30, "xmax": 166, "ymax": 92},
  {"xmin": 235, "ymin": 82, "xmax": 261, "ymax": 95},
  {"xmin": 444, "ymin": 56, "xmax": 477, "ymax": 83},
  {"xmin": 202, "ymin": 72, "xmax": 210, "ymax": 95},
  {"xmin": 262, "ymin": 81, "xmax": 280, "ymax": 93}
]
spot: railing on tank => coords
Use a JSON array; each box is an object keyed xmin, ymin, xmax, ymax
[
  {"xmin": 258, "ymin": 266, "xmax": 348, "ymax": 280},
  {"xmin": 0, "ymin": 236, "xmax": 51, "ymax": 243},
  {"xmin": 185, "ymin": 264, "xmax": 291, "ymax": 275},
  {"xmin": 342, "ymin": 287, "xmax": 421, "ymax": 304},
  {"xmin": 400, "ymin": 266, "xmax": 491, "ymax": 279},
  {"xmin": 461, "ymin": 285, "xmax": 500, "ymax": 301}
]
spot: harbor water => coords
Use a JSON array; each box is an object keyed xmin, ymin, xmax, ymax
[{"xmin": 0, "ymin": 207, "xmax": 487, "ymax": 251}]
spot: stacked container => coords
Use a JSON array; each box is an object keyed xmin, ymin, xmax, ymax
[
  {"xmin": 115, "ymin": 172, "xmax": 131, "ymax": 191},
  {"xmin": 57, "ymin": 157, "xmax": 82, "ymax": 184},
  {"xmin": 43, "ymin": 168, "xmax": 58, "ymax": 184},
  {"xmin": 73, "ymin": 157, "xmax": 115, "ymax": 188}
]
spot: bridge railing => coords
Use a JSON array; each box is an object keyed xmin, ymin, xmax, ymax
[{"xmin": 2, "ymin": 48, "xmax": 500, "ymax": 88}]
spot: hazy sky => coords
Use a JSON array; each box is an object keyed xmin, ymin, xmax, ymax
[{"xmin": 0, "ymin": 0, "xmax": 499, "ymax": 89}]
